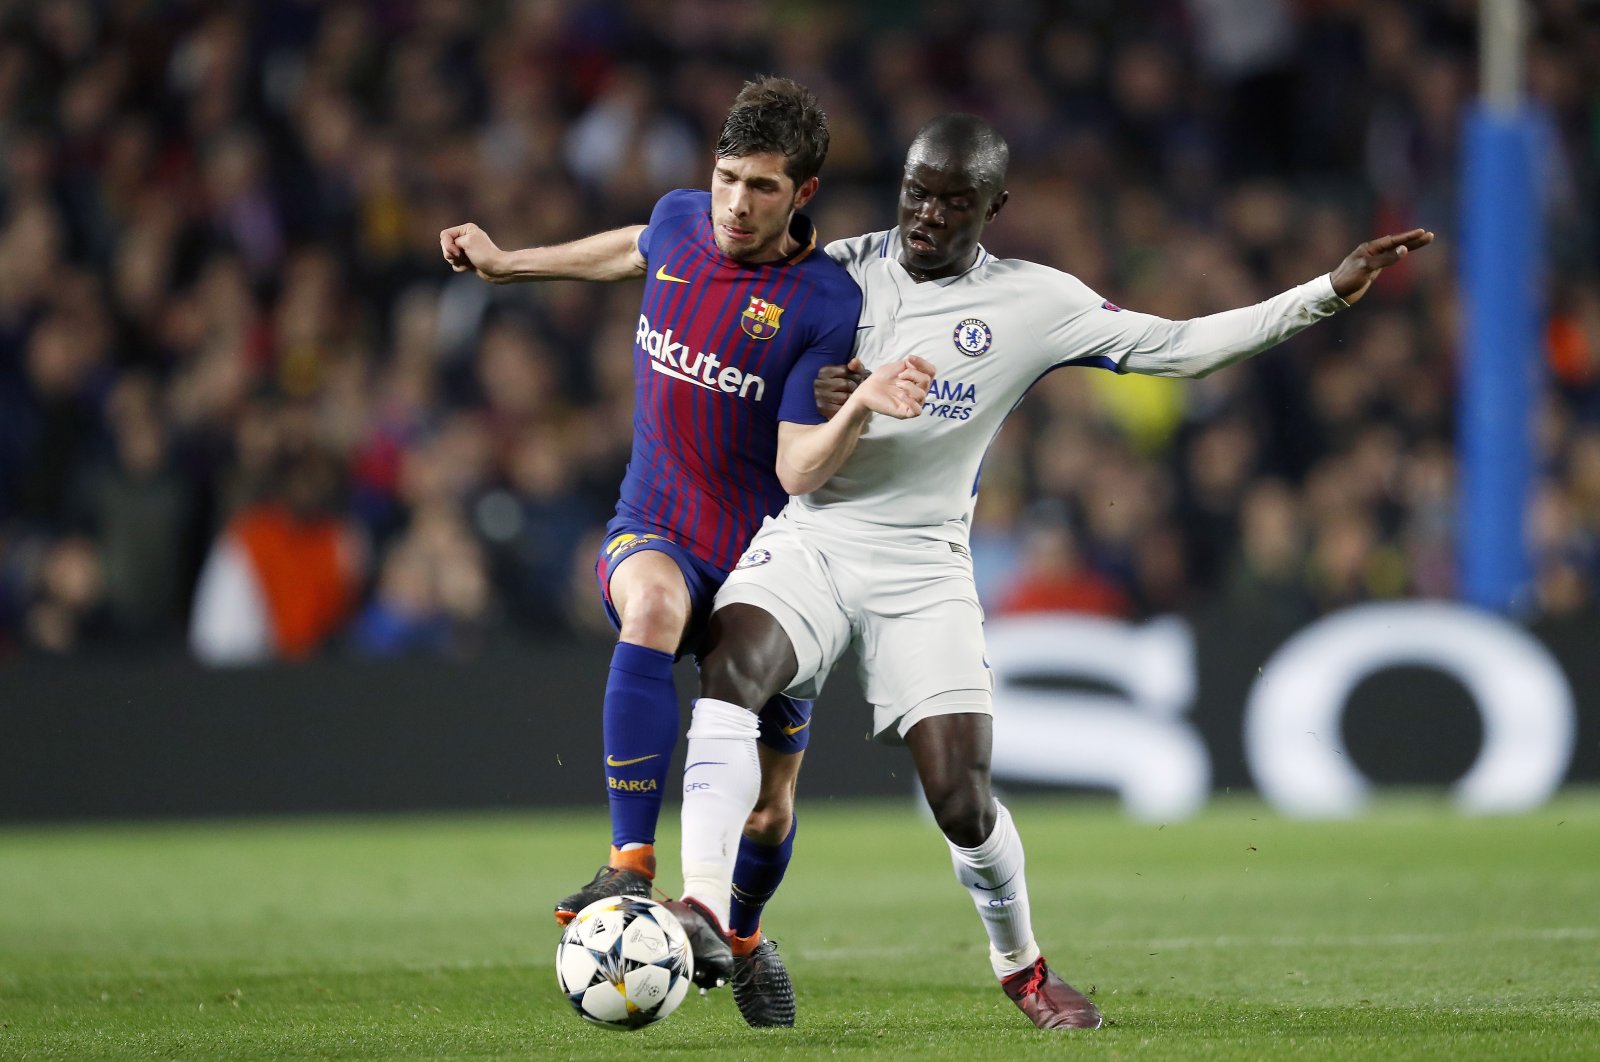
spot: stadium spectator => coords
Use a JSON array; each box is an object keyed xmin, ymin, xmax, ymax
[
  {"xmin": 72, "ymin": 373, "xmax": 195, "ymax": 639},
  {"xmin": 351, "ymin": 502, "xmax": 487, "ymax": 657},
  {"xmin": 17, "ymin": 534, "xmax": 107, "ymax": 653},
  {"xmin": 189, "ymin": 444, "xmax": 363, "ymax": 665},
  {"xmin": 995, "ymin": 509, "xmax": 1131, "ymax": 619}
]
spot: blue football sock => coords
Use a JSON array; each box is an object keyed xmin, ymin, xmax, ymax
[
  {"xmin": 729, "ymin": 815, "xmax": 796, "ymax": 938},
  {"xmin": 603, "ymin": 642, "xmax": 679, "ymax": 851}
]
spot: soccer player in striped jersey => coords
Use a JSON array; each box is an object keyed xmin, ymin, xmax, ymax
[
  {"xmin": 671, "ymin": 114, "xmax": 1433, "ymax": 1028},
  {"xmin": 440, "ymin": 78, "xmax": 929, "ymax": 1002}
]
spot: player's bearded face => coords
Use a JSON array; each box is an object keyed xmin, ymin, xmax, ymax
[{"xmin": 710, "ymin": 152, "xmax": 812, "ymax": 262}]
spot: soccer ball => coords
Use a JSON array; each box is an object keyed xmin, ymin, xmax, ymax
[{"xmin": 555, "ymin": 895, "xmax": 693, "ymax": 1029}]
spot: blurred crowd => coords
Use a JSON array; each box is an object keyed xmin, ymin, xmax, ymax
[{"xmin": 2, "ymin": 0, "xmax": 1598, "ymax": 662}]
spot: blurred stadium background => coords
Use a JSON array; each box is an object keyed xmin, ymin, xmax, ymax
[{"xmin": 1, "ymin": 0, "xmax": 1597, "ymax": 820}]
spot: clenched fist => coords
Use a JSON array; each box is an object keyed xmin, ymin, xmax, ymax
[{"xmin": 440, "ymin": 223, "xmax": 510, "ymax": 283}]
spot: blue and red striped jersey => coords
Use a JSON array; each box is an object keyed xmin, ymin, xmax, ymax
[{"xmin": 616, "ymin": 189, "xmax": 862, "ymax": 570}]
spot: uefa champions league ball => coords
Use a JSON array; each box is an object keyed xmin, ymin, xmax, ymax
[{"xmin": 556, "ymin": 895, "xmax": 694, "ymax": 1029}]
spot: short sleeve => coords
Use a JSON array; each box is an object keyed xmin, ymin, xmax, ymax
[
  {"xmin": 824, "ymin": 231, "xmax": 891, "ymax": 286},
  {"xmin": 776, "ymin": 282, "xmax": 863, "ymax": 424},
  {"xmin": 638, "ymin": 189, "xmax": 710, "ymax": 261}
]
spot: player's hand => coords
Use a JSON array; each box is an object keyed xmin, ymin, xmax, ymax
[
  {"xmin": 440, "ymin": 223, "xmax": 510, "ymax": 282},
  {"xmin": 1329, "ymin": 228, "xmax": 1435, "ymax": 305},
  {"xmin": 856, "ymin": 355, "xmax": 935, "ymax": 420},
  {"xmin": 815, "ymin": 358, "xmax": 867, "ymax": 419}
]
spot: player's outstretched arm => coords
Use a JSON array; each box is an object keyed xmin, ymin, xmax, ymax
[
  {"xmin": 1329, "ymin": 228, "xmax": 1434, "ymax": 305},
  {"xmin": 1100, "ymin": 227, "xmax": 1436, "ymax": 379},
  {"xmin": 439, "ymin": 223, "xmax": 648, "ymax": 284},
  {"xmin": 776, "ymin": 356, "xmax": 934, "ymax": 495}
]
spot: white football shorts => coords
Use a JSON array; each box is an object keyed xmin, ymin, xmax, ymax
[{"xmin": 714, "ymin": 507, "xmax": 992, "ymax": 742}]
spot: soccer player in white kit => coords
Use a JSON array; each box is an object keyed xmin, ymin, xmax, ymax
[{"xmin": 675, "ymin": 114, "xmax": 1433, "ymax": 1028}]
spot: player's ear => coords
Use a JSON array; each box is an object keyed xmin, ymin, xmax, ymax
[
  {"xmin": 792, "ymin": 175, "xmax": 820, "ymax": 210},
  {"xmin": 985, "ymin": 189, "xmax": 1009, "ymax": 223}
]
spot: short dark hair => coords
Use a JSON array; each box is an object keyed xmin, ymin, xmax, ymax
[
  {"xmin": 909, "ymin": 114, "xmax": 1010, "ymax": 196},
  {"xmin": 716, "ymin": 76, "xmax": 829, "ymax": 185}
]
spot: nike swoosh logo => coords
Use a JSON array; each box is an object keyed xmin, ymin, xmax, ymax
[
  {"xmin": 648, "ymin": 360, "xmax": 720, "ymax": 391},
  {"xmin": 684, "ymin": 761, "xmax": 726, "ymax": 772},
  {"xmin": 855, "ymin": 324, "xmax": 874, "ymax": 330},
  {"xmin": 606, "ymin": 753, "xmax": 661, "ymax": 767},
  {"xmin": 655, "ymin": 265, "xmax": 691, "ymax": 284},
  {"xmin": 970, "ymin": 871, "xmax": 1018, "ymax": 892},
  {"xmin": 782, "ymin": 720, "xmax": 811, "ymax": 736}
]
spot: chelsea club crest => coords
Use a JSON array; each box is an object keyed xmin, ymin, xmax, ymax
[{"xmin": 952, "ymin": 318, "xmax": 992, "ymax": 357}]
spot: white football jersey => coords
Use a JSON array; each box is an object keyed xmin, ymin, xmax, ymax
[{"xmin": 803, "ymin": 228, "xmax": 1348, "ymax": 537}]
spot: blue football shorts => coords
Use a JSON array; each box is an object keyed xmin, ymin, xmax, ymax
[{"xmin": 595, "ymin": 517, "xmax": 812, "ymax": 754}]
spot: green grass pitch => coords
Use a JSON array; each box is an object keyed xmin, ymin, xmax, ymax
[{"xmin": 3, "ymin": 794, "xmax": 1598, "ymax": 1059}]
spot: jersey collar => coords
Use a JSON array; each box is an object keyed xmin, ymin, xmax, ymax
[{"xmin": 780, "ymin": 213, "xmax": 818, "ymax": 266}]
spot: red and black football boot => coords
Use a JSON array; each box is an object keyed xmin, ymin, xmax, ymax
[
  {"xmin": 1000, "ymin": 957, "xmax": 1103, "ymax": 1030},
  {"xmin": 661, "ymin": 897, "xmax": 734, "ymax": 989}
]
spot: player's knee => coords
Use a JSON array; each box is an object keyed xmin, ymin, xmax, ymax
[
  {"xmin": 701, "ymin": 604, "xmax": 798, "ymax": 710},
  {"xmin": 701, "ymin": 646, "xmax": 783, "ymax": 711},
  {"xmin": 617, "ymin": 583, "xmax": 689, "ymax": 648},
  {"xmin": 926, "ymin": 780, "xmax": 995, "ymax": 849}
]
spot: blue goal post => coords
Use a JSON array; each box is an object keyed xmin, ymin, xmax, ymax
[{"xmin": 1457, "ymin": 104, "xmax": 1543, "ymax": 614}]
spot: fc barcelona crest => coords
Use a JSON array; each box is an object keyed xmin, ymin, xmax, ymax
[{"xmin": 741, "ymin": 296, "xmax": 784, "ymax": 340}]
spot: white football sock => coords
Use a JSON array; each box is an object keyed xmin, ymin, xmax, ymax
[
  {"xmin": 678, "ymin": 698, "xmax": 761, "ymax": 929},
  {"xmin": 947, "ymin": 801, "xmax": 1041, "ymax": 979}
]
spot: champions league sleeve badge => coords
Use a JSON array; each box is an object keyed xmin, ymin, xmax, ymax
[{"xmin": 952, "ymin": 318, "xmax": 992, "ymax": 356}]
